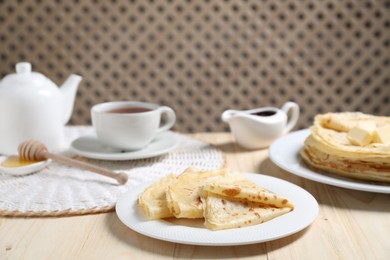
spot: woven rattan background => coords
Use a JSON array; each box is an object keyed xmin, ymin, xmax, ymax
[{"xmin": 1, "ymin": 0, "xmax": 389, "ymax": 132}]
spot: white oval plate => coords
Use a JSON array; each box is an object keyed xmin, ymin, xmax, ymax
[
  {"xmin": 116, "ymin": 173, "xmax": 318, "ymax": 246},
  {"xmin": 269, "ymin": 129, "xmax": 390, "ymax": 194},
  {"xmin": 71, "ymin": 131, "xmax": 178, "ymax": 160},
  {"xmin": 0, "ymin": 158, "xmax": 51, "ymax": 175}
]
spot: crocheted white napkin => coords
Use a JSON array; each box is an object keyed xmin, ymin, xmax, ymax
[{"xmin": 0, "ymin": 126, "xmax": 225, "ymax": 216}]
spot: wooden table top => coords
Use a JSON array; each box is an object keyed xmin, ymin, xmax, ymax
[{"xmin": 1, "ymin": 132, "xmax": 389, "ymax": 260}]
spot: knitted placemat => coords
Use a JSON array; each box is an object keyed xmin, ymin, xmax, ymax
[{"xmin": 0, "ymin": 126, "xmax": 225, "ymax": 217}]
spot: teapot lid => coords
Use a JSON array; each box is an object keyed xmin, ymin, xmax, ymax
[
  {"xmin": 0, "ymin": 62, "xmax": 56, "ymax": 89},
  {"xmin": 16, "ymin": 62, "xmax": 32, "ymax": 74}
]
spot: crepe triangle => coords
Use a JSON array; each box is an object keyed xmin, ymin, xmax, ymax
[
  {"xmin": 202, "ymin": 192, "xmax": 292, "ymax": 230},
  {"xmin": 202, "ymin": 172, "xmax": 294, "ymax": 208},
  {"xmin": 166, "ymin": 168, "xmax": 230, "ymax": 218},
  {"xmin": 138, "ymin": 174, "xmax": 177, "ymax": 220}
]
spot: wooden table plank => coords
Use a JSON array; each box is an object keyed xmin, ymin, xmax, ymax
[{"xmin": 1, "ymin": 132, "xmax": 389, "ymax": 259}]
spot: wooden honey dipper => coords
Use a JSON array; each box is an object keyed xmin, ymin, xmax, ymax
[{"xmin": 18, "ymin": 140, "xmax": 128, "ymax": 185}]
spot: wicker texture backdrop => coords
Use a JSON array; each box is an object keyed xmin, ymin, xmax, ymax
[{"xmin": 1, "ymin": 0, "xmax": 389, "ymax": 132}]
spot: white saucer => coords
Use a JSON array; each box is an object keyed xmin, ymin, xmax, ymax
[{"xmin": 71, "ymin": 131, "xmax": 178, "ymax": 160}]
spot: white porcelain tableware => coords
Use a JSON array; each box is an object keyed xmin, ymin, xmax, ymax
[
  {"xmin": 269, "ymin": 129, "xmax": 390, "ymax": 194},
  {"xmin": 116, "ymin": 173, "xmax": 318, "ymax": 246},
  {"xmin": 0, "ymin": 156, "xmax": 51, "ymax": 176},
  {"xmin": 71, "ymin": 131, "xmax": 178, "ymax": 160},
  {"xmin": 222, "ymin": 101, "xmax": 300, "ymax": 149},
  {"xmin": 0, "ymin": 62, "xmax": 82, "ymax": 155},
  {"xmin": 91, "ymin": 101, "xmax": 176, "ymax": 151}
]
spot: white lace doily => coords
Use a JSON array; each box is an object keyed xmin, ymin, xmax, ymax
[{"xmin": 0, "ymin": 127, "xmax": 225, "ymax": 216}]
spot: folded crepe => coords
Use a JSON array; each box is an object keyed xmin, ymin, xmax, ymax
[
  {"xmin": 166, "ymin": 168, "xmax": 230, "ymax": 218},
  {"xmin": 138, "ymin": 168, "xmax": 294, "ymax": 230},
  {"xmin": 300, "ymin": 112, "xmax": 390, "ymax": 182},
  {"xmin": 138, "ymin": 174, "xmax": 177, "ymax": 219},
  {"xmin": 202, "ymin": 172, "xmax": 294, "ymax": 208},
  {"xmin": 201, "ymin": 172, "xmax": 293, "ymax": 230},
  {"xmin": 202, "ymin": 193, "xmax": 292, "ymax": 230}
]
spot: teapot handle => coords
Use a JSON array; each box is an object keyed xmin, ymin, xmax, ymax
[{"xmin": 281, "ymin": 102, "xmax": 300, "ymax": 134}]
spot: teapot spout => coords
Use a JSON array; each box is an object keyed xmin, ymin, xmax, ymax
[{"xmin": 60, "ymin": 74, "xmax": 82, "ymax": 124}]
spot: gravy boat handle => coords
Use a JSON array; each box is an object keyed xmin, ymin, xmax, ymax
[{"xmin": 282, "ymin": 102, "xmax": 300, "ymax": 134}]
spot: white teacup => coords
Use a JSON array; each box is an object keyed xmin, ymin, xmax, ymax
[{"xmin": 91, "ymin": 101, "xmax": 176, "ymax": 150}]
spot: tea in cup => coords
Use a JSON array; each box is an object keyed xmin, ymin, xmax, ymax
[{"xmin": 91, "ymin": 101, "xmax": 176, "ymax": 150}]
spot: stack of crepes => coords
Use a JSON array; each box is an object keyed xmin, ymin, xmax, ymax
[
  {"xmin": 300, "ymin": 112, "xmax": 390, "ymax": 183},
  {"xmin": 138, "ymin": 168, "xmax": 294, "ymax": 230}
]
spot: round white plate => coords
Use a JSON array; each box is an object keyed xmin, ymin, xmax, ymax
[
  {"xmin": 116, "ymin": 173, "xmax": 318, "ymax": 246},
  {"xmin": 0, "ymin": 158, "xmax": 51, "ymax": 175},
  {"xmin": 269, "ymin": 129, "xmax": 390, "ymax": 194},
  {"xmin": 71, "ymin": 131, "xmax": 178, "ymax": 160}
]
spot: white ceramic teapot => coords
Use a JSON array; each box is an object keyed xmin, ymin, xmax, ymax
[
  {"xmin": 0, "ymin": 62, "xmax": 82, "ymax": 155},
  {"xmin": 222, "ymin": 101, "xmax": 300, "ymax": 149}
]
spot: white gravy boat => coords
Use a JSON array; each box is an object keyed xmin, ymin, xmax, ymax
[{"xmin": 222, "ymin": 101, "xmax": 300, "ymax": 149}]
